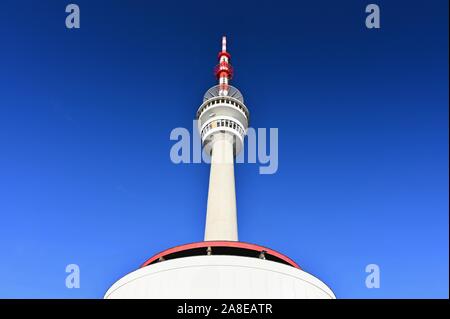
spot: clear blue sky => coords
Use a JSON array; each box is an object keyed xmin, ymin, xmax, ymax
[{"xmin": 0, "ymin": 0, "xmax": 448, "ymax": 298}]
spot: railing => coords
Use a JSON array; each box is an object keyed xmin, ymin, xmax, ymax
[
  {"xmin": 196, "ymin": 95, "xmax": 249, "ymax": 122},
  {"xmin": 140, "ymin": 241, "xmax": 301, "ymax": 269}
]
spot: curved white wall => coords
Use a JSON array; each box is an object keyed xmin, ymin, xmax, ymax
[{"xmin": 105, "ymin": 255, "xmax": 335, "ymax": 299}]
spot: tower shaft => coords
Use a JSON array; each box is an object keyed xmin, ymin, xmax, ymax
[{"xmin": 204, "ymin": 133, "xmax": 238, "ymax": 241}]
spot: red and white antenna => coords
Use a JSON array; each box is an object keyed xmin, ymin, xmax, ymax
[{"xmin": 214, "ymin": 36, "xmax": 233, "ymax": 96}]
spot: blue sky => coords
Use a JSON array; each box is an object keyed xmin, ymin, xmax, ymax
[{"xmin": 0, "ymin": 0, "xmax": 448, "ymax": 298}]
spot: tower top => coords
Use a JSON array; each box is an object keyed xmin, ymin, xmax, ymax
[
  {"xmin": 215, "ymin": 36, "xmax": 233, "ymax": 95},
  {"xmin": 202, "ymin": 36, "xmax": 244, "ymax": 103}
]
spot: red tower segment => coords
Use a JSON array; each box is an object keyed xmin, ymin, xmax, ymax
[{"xmin": 214, "ymin": 36, "xmax": 233, "ymax": 95}]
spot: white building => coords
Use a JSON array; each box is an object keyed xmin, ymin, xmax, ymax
[{"xmin": 105, "ymin": 37, "xmax": 335, "ymax": 299}]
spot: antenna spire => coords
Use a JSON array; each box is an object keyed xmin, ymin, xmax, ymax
[
  {"xmin": 222, "ymin": 36, "xmax": 227, "ymax": 52},
  {"xmin": 215, "ymin": 36, "xmax": 233, "ymax": 96}
]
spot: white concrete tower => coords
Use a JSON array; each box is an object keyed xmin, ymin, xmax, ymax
[
  {"xmin": 104, "ymin": 37, "xmax": 336, "ymax": 299},
  {"xmin": 196, "ymin": 36, "xmax": 249, "ymax": 241}
]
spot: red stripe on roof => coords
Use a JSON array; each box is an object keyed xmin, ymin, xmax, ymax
[{"xmin": 140, "ymin": 241, "xmax": 301, "ymax": 269}]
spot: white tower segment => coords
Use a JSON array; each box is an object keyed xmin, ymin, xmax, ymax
[{"xmin": 196, "ymin": 36, "xmax": 249, "ymax": 241}]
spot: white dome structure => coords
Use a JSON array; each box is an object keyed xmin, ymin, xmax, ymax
[{"xmin": 105, "ymin": 242, "xmax": 335, "ymax": 299}]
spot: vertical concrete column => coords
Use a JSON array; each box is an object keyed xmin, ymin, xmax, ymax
[{"xmin": 204, "ymin": 133, "xmax": 238, "ymax": 241}]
